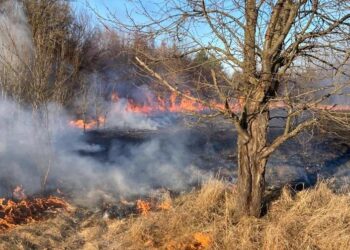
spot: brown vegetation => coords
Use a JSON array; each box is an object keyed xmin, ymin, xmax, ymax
[
  {"xmin": 0, "ymin": 196, "xmax": 71, "ymax": 232},
  {"xmin": 116, "ymin": 0, "xmax": 350, "ymax": 217},
  {"xmin": 0, "ymin": 0, "xmax": 86, "ymax": 107},
  {"xmin": 1, "ymin": 180, "xmax": 350, "ymax": 249},
  {"xmin": 0, "ymin": 3, "xmax": 349, "ymax": 249}
]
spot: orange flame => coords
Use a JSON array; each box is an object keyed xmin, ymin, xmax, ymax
[
  {"xmin": 110, "ymin": 91, "xmax": 233, "ymax": 114},
  {"xmin": 69, "ymin": 116, "xmax": 106, "ymax": 130},
  {"xmin": 71, "ymin": 89, "xmax": 350, "ymax": 130},
  {"xmin": 0, "ymin": 195, "xmax": 70, "ymax": 232},
  {"xmin": 192, "ymin": 232, "xmax": 213, "ymax": 249},
  {"xmin": 136, "ymin": 199, "xmax": 151, "ymax": 215},
  {"xmin": 157, "ymin": 200, "xmax": 172, "ymax": 210},
  {"xmin": 69, "ymin": 91, "xmax": 237, "ymax": 130},
  {"xmin": 165, "ymin": 232, "xmax": 213, "ymax": 250}
]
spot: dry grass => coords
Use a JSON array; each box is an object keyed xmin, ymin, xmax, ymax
[
  {"xmin": 1, "ymin": 180, "xmax": 350, "ymax": 249},
  {"xmin": 106, "ymin": 180, "xmax": 350, "ymax": 250}
]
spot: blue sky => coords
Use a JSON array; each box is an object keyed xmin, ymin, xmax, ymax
[
  {"xmin": 70, "ymin": 0, "xmax": 126, "ymax": 20},
  {"xmin": 70, "ymin": 0, "xmax": 154, "ymax": 24}
]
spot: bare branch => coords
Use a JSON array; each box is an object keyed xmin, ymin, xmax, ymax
[{"xmin": 260, "ymin": 118, "xmax": 318, "ymax": 158}]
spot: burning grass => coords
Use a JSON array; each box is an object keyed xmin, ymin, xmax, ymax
[
  {"xmin": 1, "ymin": 180, "xmax": 350, "ymax": 249},
  {"xmin": 94, "ymin": 180, "xmax": 350, "ymax": 249},
  {"xmin": 0, "ymin": 195, "xmax": 71, "ymax": 233}
]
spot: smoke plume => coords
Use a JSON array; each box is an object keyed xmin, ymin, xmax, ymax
[
  {"xmin": 0, "ymin": 99, "xmax": 208, "ymax": 205},
  {"xmin": 0, "ymin": 0, "xmax": 33, "ymax": 68}
]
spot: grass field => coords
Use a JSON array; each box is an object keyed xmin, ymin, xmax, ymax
[{"xmin": 1, "ymin": 179, "xmax": 350, "ymax": 249}]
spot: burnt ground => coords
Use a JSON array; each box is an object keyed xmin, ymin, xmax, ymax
[
  {"xmin": 1, "ymin": 119, "xmax": 350, "ymax": 249},
  {"xmin": 79, "ymin": 120, "xmax": 350, "ymax": 191}
]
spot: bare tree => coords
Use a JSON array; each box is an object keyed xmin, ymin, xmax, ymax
[
  {"xmin": 0, "ymin": 0, "xmax": 93, "ymax": 190},
  {"xmin": 106, "ymin": 0, "xmax": 350, "ymax": 217}
]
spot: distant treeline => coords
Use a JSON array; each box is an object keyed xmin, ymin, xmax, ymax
[{"xmin": 0, "ymin": 0, "xmax": 331, "ymax": 113}]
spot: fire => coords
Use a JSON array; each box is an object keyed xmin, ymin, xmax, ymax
[
  {"xmin": 157, "ymin": 200, "xmax": 172, "ymax": 210},
  {"xmin": 69, "ymin": 116, "xmax": 106, "ymax": 130},
  {"xmin": 167, "ymin": 92, "xmax": 205, "ymax": 112},
  {"xmin": 192, "ymin": 232, "xmax": 213, "ymax": 249},
  {"xmin": 134, "ymin": 198, "xmax": 173, "ymax": 216},
  {"xmin": 165, "ymin": 232, "xmax": 213, "ymax": 250},
  {"xmin": 136, "ymin": 199, "xmax": 151, "ymax": 215},
  {"xmin": 69, "ymin": 89, "xmax": 350, "ymax": 130},
  {"xmin": 69, "ymin": 90, "xmax": 235, "ymax": 130},
  {"xmin": 0, "ymin": 195, "xmax": 70, "ymax": 232},
  {"xmin": 110, "ymin": 91, "xmax": 232, "ymax": 114}
]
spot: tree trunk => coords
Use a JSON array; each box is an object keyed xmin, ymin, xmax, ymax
[
  {"xmin": 236, "ymin": 111, "xmax": 268, "ymax": 217},
  {"xmin": 237, "ymin": 0, "xmax": 266, "ymax": 217}
]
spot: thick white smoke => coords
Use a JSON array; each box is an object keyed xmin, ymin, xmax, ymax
[
  {"xmin": 0, "ymin": 0, "xmax": 33, "ymax": 68},
  {"xmin": 105, "ymin": 99, "xmax": 160, "ymax": 130},
  {"xmin": 0, "ymin": 99, "xmax": 208, "ymax": 205},
  {"xmin": 0, "ymin": 2, "xmax": 204, "ymax": 204}
]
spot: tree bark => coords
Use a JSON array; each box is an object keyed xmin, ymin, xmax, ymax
[
  {"xmin": 234, "ymin": 0, "xmax": 269, "ymax": 218},
  {"xmin": 236, "ymin": 111, "xmax": 268, "ymax": 217}
]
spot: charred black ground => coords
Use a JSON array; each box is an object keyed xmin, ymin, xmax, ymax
[{"xmin": 79, "ymin": 119, "xmax": 350, "ymax": 193}]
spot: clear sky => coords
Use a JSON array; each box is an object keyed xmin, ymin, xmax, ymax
[
  {"xmin": 70, "ymin": 0, "xmax": 124, "ymax": 20},
  {"xmin": 69, "ymin": 0, "xmax": 234, "ymax": 74},
  {"xmin": 70, "ymin": 0, "xmax": 155, "ymax": 24}
]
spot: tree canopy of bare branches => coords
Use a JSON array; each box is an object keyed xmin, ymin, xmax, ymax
[{"xmin": 109, "ymin": 0, "xmax": 350, "ymax": 218}]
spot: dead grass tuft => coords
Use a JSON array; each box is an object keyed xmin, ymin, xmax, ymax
[
  {"xmin": 264, "ymin": 182, "xmax": 350, "ymax": 250},
  {"xmin": 106, "ymin": 180, "xmax": 350, "ymax": 250}
]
